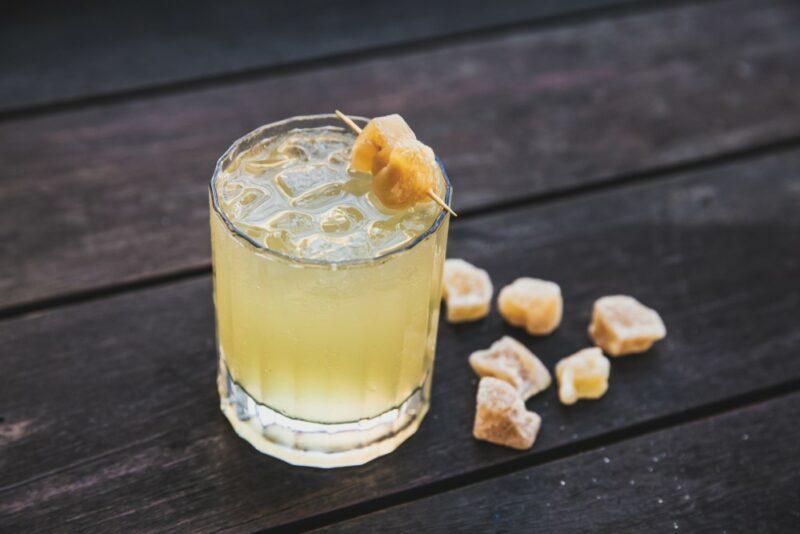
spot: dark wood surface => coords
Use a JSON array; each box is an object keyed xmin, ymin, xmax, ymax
[
  {"xmin": 3, "ymin": 0, "xmax": 800, "ymax": 311},
  {"xmin": 322, "ymin": 393, "xmax": 800, "ymax": 532},
  {"xmin": 2, "ymin": 149, "xmax": 797, "ymax": 530},
  {"xmin": 0, "ymin": 0, "xmax": 641, "ymax": 114},
  {"xmin": 1, "ymin": 0, "xmax": 799, "ymax": 531}
]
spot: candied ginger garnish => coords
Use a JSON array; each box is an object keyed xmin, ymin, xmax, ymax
[
  {"xmin": 473, "ymin": 377, "xmax": 541, "ymax": 450},
  {"xmin": 351, "ymin": 114, "xmax": 416, "ymax": 174},
  {"xmin": 349, "ymin": 114, "xmax": 444, "ymax": 210},
  {"xmin": 555, "ymin": 347, "xmax": 610, "ymax": 405},
  {"xmin": 588, "ymin": 295, "xmax": 666, "ymax": 356},
  {"xmin": 469, "ymin": 336, "xmax": 551, "ymax": 400},
  {"xmin": 498, "ymin": 277, "xmax": 563, "ymax": 336},
  {"xmin": 372, "ymin": 140, "xmax": 439, "ymax": 209},
  {"xmin": 442, "ymin": 259, "xmax": 493, "ymax": 323}
]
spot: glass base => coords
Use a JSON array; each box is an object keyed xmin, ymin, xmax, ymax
[{"xmin": 218, "ymin": 359, "xmax": 430, "ymax": 468}]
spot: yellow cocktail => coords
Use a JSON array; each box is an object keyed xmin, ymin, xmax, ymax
[{"xmin": 210, "ymin": 115, "xmax": 451, "ymax": 467}]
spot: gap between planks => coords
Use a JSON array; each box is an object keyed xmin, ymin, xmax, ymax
[
  {"xmin": 2, "ymin": 131, "xmax": 800, "ymax": 323},
  {"xmin": 266, "ymin": 377, "xmax": 800, "ymax": 532},
  {"xmin": 0, "ymin": 0, "xmax": 697, "ymax": 123}
]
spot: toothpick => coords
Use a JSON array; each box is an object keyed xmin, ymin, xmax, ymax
[
  {"xmin": 427, "ymin": 190, "xmax": 457, "ymax": 217},
  {"xmin": 336, "ymin": 110, "xmax": 363, "ymax": 134},
  {"xmin": 335, "ymin": 110, "xmax": 457, "ymax": 217}
]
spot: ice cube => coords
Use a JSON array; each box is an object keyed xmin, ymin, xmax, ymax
[
  {"xmin": 274, "ymin": 138, "xmax": 309, "ymax": 161},
  {"xmin": 240, "ymin": 224, "xmax": 267, "ymax": 242},
  {"xmin": 328, "ymin": 148, "xmax": 349, "ymax": 165},
  {"xmin": 243, "ymin": 155, "xmax": 290, "ymax": 174},
  {"xmin": 276, "ymin": 165, "xmax": 338, "ymax": 198},
  {"xmin": 367, "ymin": 219, "xmax": 403, "ymax": 248},
  {"xmin": 302, "ymin": 134, "xmax": 351, "ymax": 161},
  {"xmin": 320, "ymin": 206, "xmax": 365, "ymax": 234},
  {"xmin": 268, "ymin": 211, "xmax": 315, "ymax": 234},
  {"xmin": 220, "ymin": 182, "xmax": 244, "ymax": 204},
  {"xmin": 232, "ymin": 187, "xmax": 271, "ymax": 220},
  {"xmin": 341, "ymin": 172, "xmax": 373, "ymax": 197},
  {"xmin": 293, "ymin": 233, "xmax": 373, "ymax": 261},
  {"xmin": 264, "ymin": 230, "xmax": 292, "ymax": 254},
  {"xmin": 291, "ymin": 183, "xmax": 346, "ymax": 210}
]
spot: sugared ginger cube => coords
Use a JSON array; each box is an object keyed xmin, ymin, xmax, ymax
[
  {"xmin": 469, "ymin": 336, "xmax": 551, "ymax": 400},
  {"xmin": 351, "ymin": 114, "xmax": 416, "ymax": 174},
  {"xmin": 498, "ymin": 277, "xmax": 563, "ymax": 335},
  {"xmin": 473, "ymin": 377, "xmax": 542, "ymax": 450},
  {"xmin": 555, "ymin": 347, "xmax": 610, "ymax": 405},
  {"xmin": 350, "ymin": 114, "xmax": 442, "ymax": 210},
  {"xmin": 442, "ymin": 259, "xmax": 493, "ymax": 323},
  {"xmin": 588, "ymin": 295, "xmax": 666, "ymax": 356},
  {"xmin": 372, "ymin": 140, "xmax": 439, "ymax": 209}
]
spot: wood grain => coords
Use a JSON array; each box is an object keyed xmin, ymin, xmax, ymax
[
  {"xmin": 0, "ymin": 0, "xmax": 640, "ymax": 113},
  {"xmin": 1, "ymin": 149, "xmax": 798, "ymax": 531},
  {"xmin": 321, "ymin": 393, "xmax": 800, "ymax": 532},
  {"xmin": 2, "ymin": 0, "xmax": 800, "ymax": 309}
]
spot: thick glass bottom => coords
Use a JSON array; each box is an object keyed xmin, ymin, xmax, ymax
[{"xmin": 218, "ymin": 357, "xmax": 431, "ymax": 468}]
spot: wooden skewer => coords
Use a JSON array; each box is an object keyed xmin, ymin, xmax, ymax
[
  {"xmin": 335, "ymin": 110, "xmax": 457, "ymax": 217},
  {"xmin": 335, "ymin": 110, "xmax": 363, "ymax": 135},
  {"xmin": 426, "ymin": 190, "xmax": 456, "ymax": 217}
]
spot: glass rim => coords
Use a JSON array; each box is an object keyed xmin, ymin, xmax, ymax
[{"xmin": 209, "ymin": 113, "xmax": 453, "ymax": 267}]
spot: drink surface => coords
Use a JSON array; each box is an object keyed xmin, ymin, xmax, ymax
[{"xmin": 214, "ymin": 126, "xmax": 442, "ymax": 261}]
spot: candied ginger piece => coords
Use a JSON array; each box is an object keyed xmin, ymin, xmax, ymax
[
  {"xmin": 372, "ymin": 140, "xmax": 439, "ymax": 209},
  {"xmin": 588, "ymin": 295, "xmax": 666, "ymax": 356},
  {"xmin": 349, "ymin": 114, "xmax": 442, "ymax": 210},
  {"xmin": 473, "ymin": 377, "xmax": 542, "ymax": 450},
  {"xmin": 555, "ymin": 347, "xmax": 610, "ymax": 405},
  {"xmin": 498, "ymin": 278, "xmax": 563, "ymax": 335},
  {"xmin": 469, "ymin": 336, "xmax": 551, "ymax": 400},
  {"xmin": 351, "ymin": 114, "xmax": 416, "ymax": 174},
  {"xmin": 442, "ymin": 259, "xmax": 493, "ymax": 322}
]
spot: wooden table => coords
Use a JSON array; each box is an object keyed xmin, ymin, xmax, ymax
[{"xmin": 2, "ymin": 1, "xmax": 799, "ymax": 531}]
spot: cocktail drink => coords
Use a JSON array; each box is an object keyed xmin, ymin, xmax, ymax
[{"xmin": 210, "ymin": 115, "xmax": 451, "ymax": 467}]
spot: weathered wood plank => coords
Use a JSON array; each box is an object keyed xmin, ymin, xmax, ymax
[
  {"xmin": 1, "ymin": 149, "xmax": 798, "ymax": 530},
  {"xmin": 0, "ymin": 0, "xmax": 640, "ymax": 113},
  {"xmin": 322, "ymin": 393, "xmax": 800, "ymax": 532},
  {"xmin": 2, "ymin": 0, "xmax": 800, "ymax": 309}
]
